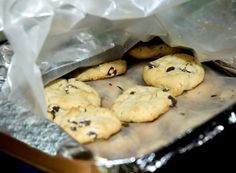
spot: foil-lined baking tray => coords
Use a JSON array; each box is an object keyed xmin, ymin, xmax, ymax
[
  {"xmin": 1, "ymin": 42, "xmax": 236, "ymax": 172},
  {"xmin": 1, "ymin": 0, "xmax": 236, "ymax": 172},
  {"xmin": 85, "ymin": 62, "xmax": 236, "ymax": 161}
]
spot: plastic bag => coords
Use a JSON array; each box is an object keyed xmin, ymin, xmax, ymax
[
  {"xmin": 157, "ymin": 0, "xmax": 236, "ymax": 61},
  {"xmin": 1, "ymin": 0, "xmax": 236, "ymax": 116}
]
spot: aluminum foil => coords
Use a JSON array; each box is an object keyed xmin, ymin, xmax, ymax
[
  {"xmin": 2, "ymin": 40, "xmax": 236, "ymax": 172},
  {"xmin": 135, "ymin": 104, "xmax": 236, "ymax": 173},
  {"xmin": 1, "ymin": 0, "xmax": 236, "ymax": 172},
  {"xmin": 96, "ymin": 103, "xmax": 236, "ymax": 173},
  {"xmin": 0, "ymin": 43, "xmax": 11, "ymax": 91},
  {"xmin": 1, "ymin": 89, "xmax": 235, "ymax": 172},
  {"xmin": 0, "ymin": 43, "xmax": 93, "ymax": 159},
  {"xmin": 0, "ymin": 93, "xmax": 93, "ymax": 160}
]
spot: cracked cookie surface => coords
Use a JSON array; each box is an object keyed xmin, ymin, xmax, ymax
[
  {"xmin": 112, "ymin": 86, "xmax": 175, "ymax": 122},
  {"xmin": 54, "ymin": 106, "xmax": 121, "ymax": 143},
  {"xmin": 45, "ymin": 78, "xmax": 101, "ymax": 119},
  {"xmin": 143, "ymin": 54, "xmax": 205, "ymax": 96}
]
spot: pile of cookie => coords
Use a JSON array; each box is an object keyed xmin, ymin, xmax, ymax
[{"xmin": 44, "ymin": 39, "xmax": 205, "ymax": 144}]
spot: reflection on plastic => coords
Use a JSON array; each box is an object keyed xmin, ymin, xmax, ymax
[{"xmin": 1, "ymin": 0, "xmax": 236, "ymax": 116}]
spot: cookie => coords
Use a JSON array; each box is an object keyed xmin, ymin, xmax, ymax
[
  {"xmin": 143, "ymin": 54, "xmax": 205, "ymax": 96},
  {"xmin": 71, "ymin": 60, "xmax": 127, "ymax": 81},
  {"xmin": 45, "ymin": 78, "xmax": 101, "ymax": 119},
  {"xmin": 128, "ymin": 43, "xmax": 180, "ymax": 59},
  {"xmin": 112, "ymin": 86, "xmax": 175, "ymax": 122},
  {"xmin": 54, "ymin": 106, "xmax": 122, "ymax": 143}
]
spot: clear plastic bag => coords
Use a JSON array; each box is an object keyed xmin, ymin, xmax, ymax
[{"xmin": 1, "ymin": 0, "xmax": 236, "ymax": 117}]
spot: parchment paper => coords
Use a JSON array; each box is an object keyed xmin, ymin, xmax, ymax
[{"xmin": 84, "ymin": 62, "xmax": 236, "ymax": 160}]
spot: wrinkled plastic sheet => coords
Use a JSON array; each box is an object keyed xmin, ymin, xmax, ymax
[{"xmin": 1, "ymin": 0, "xmax": 236, "ymax": 116}]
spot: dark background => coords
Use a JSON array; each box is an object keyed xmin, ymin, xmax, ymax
[{"xmin": 158, "ymin": 122, "xmax": 236, "ymax": 173}]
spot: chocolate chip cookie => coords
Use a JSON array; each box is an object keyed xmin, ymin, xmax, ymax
[
  {"xmin": 54, "ymin": 106, "xmax": 121, "ymax": 143},
  {"xmin": 72, "ymin": 60, "xmax": 127, "ymax": 81},
  {"xmin": 143, "ymin": 54, "xmax": 205, "ymax": 96},
  {"xmin": 112, "ymin": 86, "xmax": 175, "ymax": 122},
  {"xmin": 128, "ymin": 43, "xmax": 181, "ymax": 59},
  {"xmin": 45, "ymin": 78, "xmax": 101, "ymax": 119}
]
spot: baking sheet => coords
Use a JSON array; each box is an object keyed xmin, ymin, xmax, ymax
[{"xmin": 84, "ymin": 62, "xmax": 236, "ymax": 160}]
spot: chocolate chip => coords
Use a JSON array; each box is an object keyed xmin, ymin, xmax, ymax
[
  {"xmin": 162, "ymin": 88, "xmax": 169, "ymax": 92},
  {"xmin": 181, "ymin": 113, "xmax": 185, "ymax": 116},
  {"xmin": 122, "ymin": 123, "xmax": 130, "ymax": 127},
  {"xmin": 70, "ymin": 126, "xmax": 77, "ymax": 131},
  {"xmin": 211, "ymin": 94, "xmax": 217, "ymax": 97},
  {"xmin": 78, "ymin": 120, "xmax": 91, "ymax": 127},
  {"xmin": 51, "ymin": 114, "xmax": 56, "ymax": 120},
  {"xmin": 166, "ymin": 66, "xmax": 175, "ymax": 72},
  {"xmin": 130, "ymin": 91, "xmax": 135, "ymax": 95},
  {"xmin": 65, "ymin": 89, "xmax": 69, "ymax": 94},
  {"xmin": 71, "ymin": 121, "xmax": 78, "ymax": 125},
  {"xmin": 117, "ymin": 85, "xmax": 124, "ymax": 91},
  {"xmin": 87, "ymin": 131, "xmax": 98, "ymax": 140},
  {"xmin": 168, "ymin": 95, "xmax": 177, "ymax": 107},
  {"xmin": 148, "ymin": 63, "xmax": 158, "ymax": 69},
  {"xmin": 52, "ymin": 106, "xmax": 60, "ymax": 112},
  {"xmin": 109, "ymin": 83, "xmax": 112, "ymax": 86},
  {"xmin": 107, "ymin": 67, "xmax": 117, "ymax": 76},
  {"xmin": 50, "ymin": 106, "xmax": 60, "ymax": 120}
]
